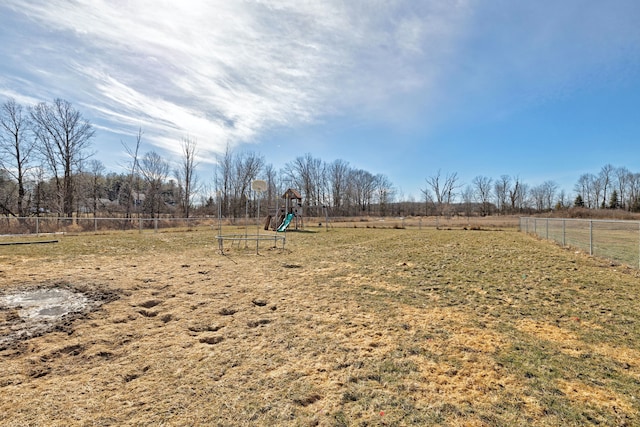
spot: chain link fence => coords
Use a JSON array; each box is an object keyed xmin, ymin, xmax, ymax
[
  {"xmin": 1, "ymin": 215, "xmax": 522, "ymax": 236},
  {"xmin": 0, "ymin": 216, "xmax": 216, "ymax": 235},
  {"xmin": 520, "ymin": 217, "xmax": 640, "ymax": 268}
]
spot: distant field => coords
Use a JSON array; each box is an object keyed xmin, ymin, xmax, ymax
[
  {"xmin": 1, "ymin": 226, "xmax": 639, "ymax": 426},
  {"xmin": 318, "ymin": 215, "xmax": 520, "ymax": 231}
]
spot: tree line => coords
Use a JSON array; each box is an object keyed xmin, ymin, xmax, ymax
[
  {"xmin": 0, "ymin": 98, "xmax": 395, "ymax": 219},
  {"xmin": 421, "ymin": 171, "xmax": 566, "ymax": 217},
  {"xmin": 213, "ymin": 149, "xmax": 395, "ymax": 218},
  {"xmin": 573, "ymin": 164, "xmax": 640, "ymax": 211},
  {"xmin": 3, "ymin": 97, "xmax": 639, "ymax": 220},
  {"xmin": 0, "ymin": 98, "xmax": 201, "ymax": 219},
  {"xmin": 421, "ymin": 164, "xmax": 640, "ymax": 217}
]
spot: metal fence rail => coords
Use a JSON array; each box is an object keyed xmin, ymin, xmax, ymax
[
  {"xmin": 520, "ymin": 217, "xmax": 640, "ymax": 268},
  {"xmin": 0, "ymin": 216, "xmax": 216, "ymax": 235},
  {"xmin": 1, "ymin": 215, "xmax": 522, "ymax": 236}
]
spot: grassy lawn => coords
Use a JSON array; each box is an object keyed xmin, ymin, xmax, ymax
[{"xmin": 1, "ymin": 226, "xmax": 639, "ymax": 426}]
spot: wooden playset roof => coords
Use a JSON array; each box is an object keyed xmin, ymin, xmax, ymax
[{"xmin": 282, "ymin": 188, "xmax": 302, "ymax": 200}]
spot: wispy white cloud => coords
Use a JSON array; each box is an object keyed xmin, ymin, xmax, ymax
[
  {"xmin": 0, "ymin": 83, "xmax": 46, "ymax": 107},
  {"xmin": 0, "ymin": 0, "xmax": 638, "ymax": 167},
  {"xmin": 0, "ymin": 0, "xmax": 471, "ymax": 161}
]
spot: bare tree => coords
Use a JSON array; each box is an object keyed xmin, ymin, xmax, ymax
[
  {"xmin": 30, "ymin": 165, "xmax": 51, "ymax": 216},
  {"xmin": 422, "ymin": 185, "xmax": 435, "ymax": 216},
  {"xmin": 542, "ymin": 180, "xmax": 558, "ymax": 211},
  {"xmin": 176, "ymin": 136, "xmax": 199, "ymax": 218},
  {"xmin": 30, "ymin": 99, "xmax": 95, "ymax": 217},
  {"xmin": 591, "ymin": 174, "xmax": 604, "ymax": 209},
  {"xmin": 347, "ymin": 169, "xmax": 377, "ymax": 214},
  {"xmin": 494, "ymin": 175, "xmax": 511, "ymax": 214},
  {"xmin": 615, "ymin": 166, "xmax": 631, "ymax": 210},
  {"xmin": 629, "ymin": 173, "xmax": 640, "ymax": 211},
  {"xmin": 230, "ymin": 151, "xmax": 264, "ymax": 218},
  {"xmin": 283, "ymin": 153, "xmax": 325, "ymax": 208},
  {"xmin": 529, "ymin": 180, "xmax": 558, "ymax": 211},
  {"xmin": 508, "ymin": 176, "xmax": 526, "ymax": 212},
  {"xmin": 0, "ymin": 98, "xmax": 36, "ymax": 216},
  {"xmin": 327, "ymin": 159, "xmax": 350, "ymax": 214},
  {"xmin": 214, "ymin": 143, "xmax": 234, "ymax": 217},
  {"xmin": 461, "ymin": 185, "xmax": 475, "ymax": 219},
  {"xmin": 599, "ymin": 164, "xmax": 615, "ymax": 209},
  {"xmin": 518, "ymin": 182, "xmax": 530, "ymax": 211},
  {"xmin": 556, "ymin": 189, "xmax": 569, "ymax": 210},
  {"xmin": 212, "ymin": 144, "xmax": 264, "ymax": 219},
  {"xmin": 374, "ymin": 174, "xmax": 394, "ymax": 216},
  {"xmin": 139, "ymin": 151, "xmax": 169, "ymax": 218},
  {"xmin": 472, "ymin": 175, "xmax": 493, "ymax": 216},
  {"xmin": 574, "ymin": 173, "xmax": 593, "ymax": 209},
  {"xmin": 88, "ymin": 159, "xmax": 105, "ymax": 217},
  {"xmin": 530, "ymin": 184, "xmax": 545, "ymax": 211},
  {"xmin": 0, "ymin": 169, "xmax": 18, "ymax": 216},
  {"xmin": 72, "ymin": 159, "xmax": 105, "ymax": 216},
  {"xmin": 312, "ymin": 159, "xmax": 328, "ymax": 209},
  {"xmin": 263, "ymin": 163, "xmax": 279, "ymax": 212},
  {"xmin": 423, "ymin": 170, "xmax": 459, "ymax": 216},
  {"xmin": 121, "ymin": 129, "xmax": 143, "ymax": 218}
]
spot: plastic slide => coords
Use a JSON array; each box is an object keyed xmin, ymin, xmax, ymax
[{"xmin": 276, "ymin": 213, "xmax": 294, "ymax": 232}]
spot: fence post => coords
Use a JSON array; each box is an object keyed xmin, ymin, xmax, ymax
[
  {"xmin": 546, "ymin": 218, "xmax": 549, "ymax": 240},
  {"xmin": 589, "ymin": 220, "xmax": 593, "ymax": 256},
  {"xmin": 562, "ymin": 219, "xmax": 566, "ymax": 247}
]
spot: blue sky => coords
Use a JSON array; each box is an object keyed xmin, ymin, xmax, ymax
[{"xmin": 1, "ymin": 1, "xmax": 639, "ymax": 200}]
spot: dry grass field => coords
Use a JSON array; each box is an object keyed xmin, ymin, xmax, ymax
[{"xmin": 1, "ymin": 224, "xmax": 639, "ymax": 426}]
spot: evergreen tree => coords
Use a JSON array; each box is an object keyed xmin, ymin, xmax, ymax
[
  {"xmin": 574, "ymin": 194, "xmax": 584, "ymax": 207},
  {"xmin": 608, "ymin": 189, "xmax": 619, "ymax": 209}
]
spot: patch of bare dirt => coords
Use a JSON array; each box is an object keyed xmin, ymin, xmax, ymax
[{"xmin": 0, "ymin": 282, "xmax": 118, "ymax": 350}]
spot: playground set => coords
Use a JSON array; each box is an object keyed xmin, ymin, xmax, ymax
[
  {"xmin": 265, "ymin": 188, "xmax": 304, "ymax": 232},
  {"xmin": 215, "ymin": 184, "xmax": 304, "ymax": 254}
]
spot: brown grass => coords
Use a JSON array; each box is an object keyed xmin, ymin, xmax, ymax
[
  {"xmin": 321, "ymin": 215, "xmax": 520, "ymax": 231},
  {"xmin": 0, "ymin": 226, "xmax": 639, "ymax": 426}
]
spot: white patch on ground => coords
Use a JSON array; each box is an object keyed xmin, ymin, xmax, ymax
[
  {"xmin": 0, "ymin": 285, "xmax": 117, "ymax": 350},
  {"xmin": 1, "ymin": 288, "xmax": 89, "ymax": 320}
]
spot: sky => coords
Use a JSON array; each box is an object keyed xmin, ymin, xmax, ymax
[{"xmin": 1, "ymin": 0, "xmax": 639, "ymax": 200}]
